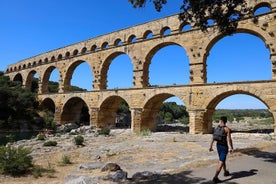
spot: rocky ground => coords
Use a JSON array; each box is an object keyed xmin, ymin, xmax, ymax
[{"xmin": 0, "ymin": 122, "xmax": 275, "ymax": 184}]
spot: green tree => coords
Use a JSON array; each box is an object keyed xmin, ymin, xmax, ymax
[
  {"xmin": 128, "ymin": 0, "xmax": 252, "ymax": 34},
  {"xmin": 117, "ymin": 100, "xmax": 130, "ymax": 114},
  {"xmin": 0, "ymin": 72, "xmax": 42, "ymax": 130},
  {"xmin": 164, "ymin": 112, "xmax": 173, "ymax": 123},
  {"xmin": 158, "ymin": 102, "xmax": 189, "ymax": 124},
  {"xmin": 0, "ymin": 145, "xmax": 33, "ymax": 176}
]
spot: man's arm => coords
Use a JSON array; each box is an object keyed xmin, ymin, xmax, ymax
[
  {"xmin": 226, "ymin": 127, "xmax": 234, "ymax": 152},
  {"xmin": 209, "ymin": 137, "xmax": 215, "ymax": 152}
]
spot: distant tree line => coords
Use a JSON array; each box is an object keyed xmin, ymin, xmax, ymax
[{"xmin": 212, "ymin": 109, "xmax": 272, "ymax": 122}]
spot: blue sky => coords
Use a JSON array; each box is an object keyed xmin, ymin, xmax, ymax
[{"xmin": 0, "ymin": 0, "xmax": 271, "ymax": 109}]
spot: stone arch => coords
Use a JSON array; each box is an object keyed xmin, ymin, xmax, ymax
[
  {"xmin": 90, "ymin": 45, "xmax": 97, "ymax": 52},
  {"xmin": 39, "ymin": 97, "xmax": 55, "ymax": 114},
  {"xmin": 143, "ymin": 30, "xmax": 153, "ymax": 39},
  {"xmin": 207, "ymin": 32, "xmax": 271, "ymax": 83},
  {"xmin": 73, "ymin": 49, "xmax": 79, "ymax": 56},
  {"xmin": 204, "ymin": 28, "xmax": 272, "ymax": 81},
  {"xmin": 128, "ymin": 34, "xmax": 137, "ymax": 43},
  {"xmin": 207, "ymin": 18, "xmax": 215, "ymax": 27},
  {"xmin": 81, "ymin": 47, "xmax": 87, "ymax": 54},
  {"xmin": 114, "ymin": 38, "xmax": 122, "ymax": 46},
  {"xmin": 179, "ymin": 22, "xmax": 191, "ymax": 32},
  {"xmin": 13, "ymin": 73, "xmax": 23, "ymax": 85},
  {"xmin": 25, "ymin": 70, "xmax": 39, "ymax": 91},
  {"xmin": 98, "ymin": 95, "xmax": 130, "ymax": 128},
  {"xmin": 253, "ymin": 1, "xmax": 272, "ymax": 15},
  {"xmin": 144, "ymin": 42, "xmax": 188, "ymax": 86},
  {"xmin": 99, "ymin": 51, "xmax": 132, "ymax": 89},
  {"xmin": 51, "ymin": 56, "xmax": 56, "ymax": 62},
  {"xmin": 160, "ymin": 26, "xmax": 171, "ymax": 36},
  {"xmin": 141, "ymin": 93, "xmax": 184, "ymax": 131},
  {"xmin": 205, "ymin": 28, "xmax": 269, "ymax": 60},
  {"xmin": 202, "ymin": 90, "xmax": 271, "ymax": 133},
  {"xmin": 65, "ymin": 52, "xmax": 70, "ymax": 59},
  {"xmin": 60, "ymin": 97, "xmax": 90, "ymax": 125},
  {"xmin": 58, "ymin": 54, "xmax": 63, "ymax": 60},
  {"xmin": 64, "ymin": 60, "xmax": 93, "ymax": 92},
  {"xmin": 101, "ymin": 42, "xmax": 109, "ymax": 50},
  {"xmin": 42, "ymin": 66, "xmax": 60, "ymax": 94}
]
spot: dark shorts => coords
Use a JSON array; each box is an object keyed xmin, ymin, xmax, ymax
[{"xmin": 217, "ymin": 144, "xmax": 228, "ymax": 162}]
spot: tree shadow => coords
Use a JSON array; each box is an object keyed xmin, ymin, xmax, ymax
[
  {"xmin": 232, "ymin": 128, "xmax": 273, "ymax": 134},
  {"xmin": 236, "ymin": 147, "xmax": 276, "ymax": 163},
  {"xmin": 156, "ymin": 124, "xmax": 189, "ymax": 133},
  {"xmin": 125, "ymin": 170, "xmax": 209, "ymax": 184}
]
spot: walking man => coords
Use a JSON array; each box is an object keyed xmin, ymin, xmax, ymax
[{"xmin": 209, "ymin": 116, "xmax": 234, "ymax": 183}]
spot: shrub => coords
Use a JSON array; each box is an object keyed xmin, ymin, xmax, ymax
[
  {"xmin": 60, "ymin": 155, "xmax": 72, "ymax": 165},
  {"xmin": 43, "ymin": 111, "xmax": 57, "ymax": 130},
  {"xmin": 74, "ymin": 135, "xmax": 84, "ymax": 145},
  {"xmin": 0, "ymin": 145, "xmax": 33, "ymax": 176},
  {"xmin": 138, "ymin": 129, "xmax": 151, "ymax": 136},
  {"xmin": 37, "ymin": 134, "xmax": 45, "ymax": 141},
  {"xmin": 32, "ymin": 162, "xmax": 56, "ymax": 178},
  {"xmin": 43, "ymin": 141, "xmax": 57, "ymax": 147},
  {"xmin": 97, "ymin": 127, "xmax": 111, "ymax": 135},
  {"xmin": 32, "ymin": 165, "xmax": 44, "ymax": 178}
]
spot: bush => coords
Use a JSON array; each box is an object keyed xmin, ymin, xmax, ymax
[
  {"xmin": 32, "ymin": 162, "xmax": 56, "ymax": 178},
  {"xmin": 97, "ymin": 127, "xmax": 110, "ymax": 135},
  {"xmin": 0, "ymin": 145, "xmax": 33, "ymax": 176},
  {"xmin": 138, "ymin": 129, "xmax": 151, "ymax": 136},
  {"xmin": 37, "ymin": 134, "xmax": 45, "ymax": 141},
  {"xmin": 43, "ymin": 141, "xmax": 57, "ymax": 147},
  {"xmin": 74, "ymin": 135, "xmax": 84, "ymax": 145},
  {"xmin": 60, "ymin": 155, "xmax": 72, "ymax": 165},
  {"xmin": 32, "ymin": 165, "xmax": 44, "ymax": 178}
]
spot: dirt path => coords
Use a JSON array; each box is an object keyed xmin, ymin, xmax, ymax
[{"xmin": 124, "ymin": 142, "xmax": 276, "ymax": 184}]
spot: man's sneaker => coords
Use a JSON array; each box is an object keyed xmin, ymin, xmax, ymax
[
  {"xmin": 212, "ymin": 177, "xmax": 222, "ymax": 183},
  {"xmin": 224, "ymin": 170, "xmax": 230, "ymax": 176}
]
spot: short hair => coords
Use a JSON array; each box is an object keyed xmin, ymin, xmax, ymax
[{"xmin": 220, "ymin": 116, "xmax": 227, "ymax": 123}]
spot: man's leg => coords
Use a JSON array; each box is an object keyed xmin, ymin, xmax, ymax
[
  {"xmin": 223, "ymin": 161, "xmax": 227, "ymax": 172},
  {"xmin": 214, "ymin": 161, "xmax": 224, "ymax": 178},
  {"xmin": 223, "ymin": 159, "xmax": 230, "ymax": 176}
]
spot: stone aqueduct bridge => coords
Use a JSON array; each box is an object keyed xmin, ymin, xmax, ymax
[{"xmin": 4, "ymin": 0, "xmax": 276, "ymax": 134}]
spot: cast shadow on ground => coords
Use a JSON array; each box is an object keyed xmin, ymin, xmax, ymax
[
  {"xmin": 236, "ymin": 147, "xmax": 276, "ymax": 163},
  {"xmin": 126, "ymin": 170, "xmax": 208, "ymax": 184},
  {"xmin": 220, "ymin": 169, "xmax": 258, "ymax": 184},
  {"xmin": 126, "ymin": 169, "xmax": 259, "ymax": 184},
  {"xmin": 232, "ymin": 128, "xmax": 273, "ymax": 134},
  {"xmin": 156, "ymin": 124, "xmax": 189, "ymax": 133}
]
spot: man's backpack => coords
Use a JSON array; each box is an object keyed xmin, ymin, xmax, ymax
[{"xmin": 213, "ymin": 125, "xmax": 226, "ymax": 141}]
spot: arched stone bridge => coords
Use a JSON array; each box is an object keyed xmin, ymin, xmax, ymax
[{"xmin": 5, "ymin": 0, "xmax": 276, "ymax": 133}]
